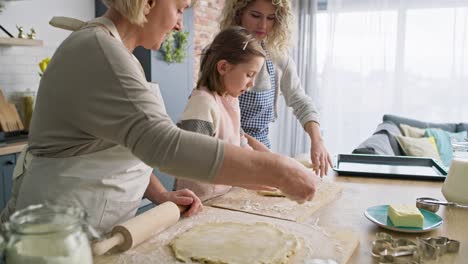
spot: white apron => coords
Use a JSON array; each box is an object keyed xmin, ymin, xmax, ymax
[
  {"xmin": 8, "ymin": 18, "xmax": 153, "ymax": 234},
  {"xmin": 14, "ymin": 145, "xmax": 152, "ymax": 233}
]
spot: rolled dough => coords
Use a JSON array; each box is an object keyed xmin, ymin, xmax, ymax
[
  {"xmin": 170, "ymin": 222, "xmax": 300, "ymax": 264},
  {"xmin": 257, "ymin": 189, "xmax": 286, "ymax": 197}
]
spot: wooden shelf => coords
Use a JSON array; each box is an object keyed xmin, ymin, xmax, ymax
[{"xmin": 0, "ymin": 37, "xmax": 43, "ymax": 46}]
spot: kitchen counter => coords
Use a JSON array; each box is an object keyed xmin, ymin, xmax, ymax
[
  {"xmin": 0, "ymin": 141, "xmax": 27, "ymax": 155},
  {"xmin": 94, "ymin": 173, "xmax": 468, "ymax": 264}
]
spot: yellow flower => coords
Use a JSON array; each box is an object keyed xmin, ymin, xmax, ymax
[{"xmin": 39, "ymin": 57, "xmax": 51, "ymax": 74}]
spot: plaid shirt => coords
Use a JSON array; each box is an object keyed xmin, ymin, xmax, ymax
[{"xmin": 239, "ymin": 43, "xmax": 276, "ymax": 148}]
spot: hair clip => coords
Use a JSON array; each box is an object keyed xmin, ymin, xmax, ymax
[
  {"xmin": 242, "ymin": 36, "xmax": 256, "ymax": 51},
  {"xmin": 242, "ymin": 40, "xmax": 249, "ymax": 51}
]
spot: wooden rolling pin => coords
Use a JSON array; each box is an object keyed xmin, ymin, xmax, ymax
[{"xmin": 92, "ymin": 201, "xmax": 185, "ymax": 256}]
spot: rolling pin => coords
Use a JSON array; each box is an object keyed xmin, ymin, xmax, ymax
[{"xmin": 92, "ymin": 201, "xmax": 186, "ymax": 256}]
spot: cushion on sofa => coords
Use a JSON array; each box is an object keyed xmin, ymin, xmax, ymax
[
  {"xmin": 353, "ymin": 133, "xmax": 395, "ymax": 155},
  {"xmin": 374, "ymin": 121, "xmax": 403, "ymax": 155},
  {"xmin": 400, "ymin": 124, "xmax": 425, "ymax": 138},
  {"xmin": 383, "ymin": 114, "xmax": 458, "ymax": 132},
  {"xmin": 425, "ymin": 129, "xmax": 468, "ymax": 166},
  {"xmin": 456, "ymin": 123, "xmax": 468, "ymax": 133},
  {"xmin": 353, "ymin": 121, "xmax": 401, "ymax": 155},
  {"xmin": 396, "ymin": 135, "xmax": 441, "ymax": 162}
]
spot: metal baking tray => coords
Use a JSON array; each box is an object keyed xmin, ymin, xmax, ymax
[{"xmin": 333, "ymin": 154, "xmax": 448, "ymax": 181}]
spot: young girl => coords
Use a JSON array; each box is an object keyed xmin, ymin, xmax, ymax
[{"xmin": 176, "ymin": 26, "xmax": 268, "ymax": 201}]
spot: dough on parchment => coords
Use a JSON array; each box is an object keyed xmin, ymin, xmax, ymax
[
  {"xmin": 257, "ymin": 189, "xmax": 286, "ymax": 197},
  {"xmin": 170, "ymin": 222, "xmax": 300, "ymax": 264}
]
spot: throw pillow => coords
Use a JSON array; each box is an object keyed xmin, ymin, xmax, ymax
[
  {"xmin": 353, "ymin": 133, "xmax": 394, "ymax": 155},
  {"xmin": 375, "ymin": 121, "xmax": 403, "ymax": 156},
  {"xmin": 425, "ymin": 129, "xmax": 468, "ymax": 166},
  {"xmin": 457, "ymin": 123, "xmax": 468, "ymax": 133},
  {"xmin": 383, "ymin": 115, "xmax": 458, "ymax": 132},
  {"xmin": 396, "ymin": 135, "xmax": 441, "ymax": 162},
  {"xmin": 400, "ymin": 124, "xmax": 425, "ymax": 138}
]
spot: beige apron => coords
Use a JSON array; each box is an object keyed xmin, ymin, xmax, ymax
[{"xmin": 3, "ymin": 18, "xmax": 153, "ymax": 234}]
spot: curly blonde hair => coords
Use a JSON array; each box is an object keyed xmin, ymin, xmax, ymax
[{"xmin": 219, "ymin": 0, "xmax": 293, "ymax": 56}]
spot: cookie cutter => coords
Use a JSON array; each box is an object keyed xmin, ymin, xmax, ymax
[
  {"xmin": 371, "ymin": 232, "xmax": 460, "ymax": 263},
  {"xmin": 372, "ymin": 233, "xmax": 418, "ymax": 263},
  {"xmin": 416, "ymin": 197, "xmax": 468, "ymax": 213},
  {"xmin": 419, "ymin": 236, "xmax": 460, "ymax": 256}
]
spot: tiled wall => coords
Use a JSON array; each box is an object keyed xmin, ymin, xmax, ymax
[
  {"xmin": 0, "ymin": 0, "xmax": 223, "ymax": 117},
  {"xmin": 0, "ymin": 0, "xmax": 94, "ymax": 116},
  {"xmin": 0, "ymin": 45, "xmax": 55, "ymax": 100}
]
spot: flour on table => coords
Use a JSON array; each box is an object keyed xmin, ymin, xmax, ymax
[{"xmin": 208, "ymin": 180, "xmax": 343, "ymax": 222}]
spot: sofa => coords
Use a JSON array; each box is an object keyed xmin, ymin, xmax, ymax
[{"xmin": 353, "ymin": 114, "xmax": 468, "ymax": 161}]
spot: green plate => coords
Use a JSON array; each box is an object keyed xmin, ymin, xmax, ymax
[{"xmin": 364, "ymin": 205, "xmax": 443, "ymax": 233}]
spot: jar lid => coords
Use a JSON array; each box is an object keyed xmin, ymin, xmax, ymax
[
  {"xmin": 8, "ymin": 204, "xmax": 86, "ymax": 235},
  {"xmin": 452, "ymin": 141, "xmax": 468, "ymax": 150}
]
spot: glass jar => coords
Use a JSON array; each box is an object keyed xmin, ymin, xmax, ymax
[
  {"xmin": 0, "ymin": 204, "xmax": 93, "ymax": 264},
  {"xmin": 20, "ymin": 89, "xmax": 35, "ymax": 131},
  {"xmin": 452, "ymin": 140, "xmax": 468, "ymax": 160},
  {"xmin": 442, "ymin": 140, "xmax": 468, "ymax": 204}
]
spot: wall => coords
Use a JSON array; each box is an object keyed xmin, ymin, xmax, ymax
[
  {"xmin": 0, "ymin": 0, "xmax": 222, "ymax": 105},
  {"xmin": 192, "ymin": 0, "xmax": 225, "ymax": 82},
  {"xmin": 151, "ymin": 9, "xmax": 195, "ymax": 123},
  {"xmin": 0, "ymin": 0, "xmax": 94, "ymax": 102}
]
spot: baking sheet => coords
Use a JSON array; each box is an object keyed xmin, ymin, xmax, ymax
[{"xmin": 334, "ymin": 154, "xmax": 447, "ymax": 181}]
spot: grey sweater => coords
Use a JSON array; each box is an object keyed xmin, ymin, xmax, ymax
[
  {"xmin": 253, "ymin": 53, "xmax": 320, "ymax": 127},
  {"xmin": 28, "ymin": 18, "xmax": 223, "ymax": 182}
]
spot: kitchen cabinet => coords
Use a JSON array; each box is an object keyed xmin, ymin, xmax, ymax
[
  {"xmin": 0, "ymin": 152, "xmax": 18, "ymax": 264},
  {"xmin": 0, "ymin": 153, "xmax": 17, "ymax": 212}
]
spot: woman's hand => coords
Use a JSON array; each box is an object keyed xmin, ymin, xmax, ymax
[
  {"xmin": 157, "ymin": 189, "xmax": 203, "ymax": 217},
  {"xmin": 277, "ymin": 157, "xmax": 320, "ymax": 203},
  {"xmin": 310, "ymin": 140, "xmax": 333, "ymax": 178},
  {"xmin": 304, "ymin": 121, "xmax": 333, "ymax": 178},
  {"xmin": 214, "ymin": 145, "xmax": 319, "ymax": 204}
]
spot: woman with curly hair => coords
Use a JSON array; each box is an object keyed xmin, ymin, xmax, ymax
[{"xmin": 219, "ymin": 0, "xmax": 332, "ymax": 177}]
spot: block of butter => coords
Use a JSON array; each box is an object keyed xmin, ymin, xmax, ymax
[{"xmin": 388, "ymin": 204, "xmax": 424, "ymax": 228}]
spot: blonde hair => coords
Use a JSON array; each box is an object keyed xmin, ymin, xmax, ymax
[
  {"xmin": 219, "ymin": 0, "xmax": 293, "ymax": 56},
  {"xmin": 101, "ymin": 0, "xmax": 148, "ymax": 26},
  {"xmin": 197, "ymin": 26, "xmax": 266, "ymax": 95}
]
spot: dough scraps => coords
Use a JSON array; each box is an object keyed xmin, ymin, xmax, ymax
[
  {"xmin": 170, "ymin": 222, "xmax": 300, "ymax": 264},
  {"xmin": 257, "ymin": 188, "xmax": 286, "ymax": 197}
]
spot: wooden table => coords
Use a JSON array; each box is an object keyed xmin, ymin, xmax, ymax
[
  {"xmin": 96, "ymin": 172, "xmax": 466, "ymax": 264},
  {"xmin": 309, "ymin": 173, "xmax": 468, "ymax": 263}
]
